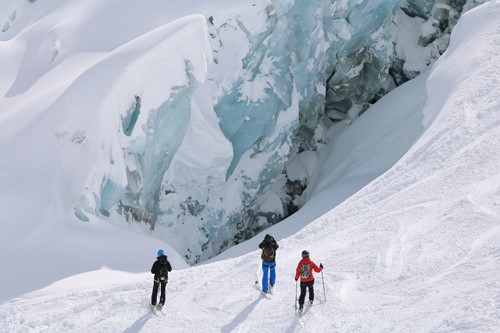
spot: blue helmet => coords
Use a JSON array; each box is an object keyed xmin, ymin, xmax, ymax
[{"xmin": 157, "ymin": 249, "xmax": 164, "ymax": 257}]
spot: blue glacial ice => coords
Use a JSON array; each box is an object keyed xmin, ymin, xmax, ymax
[{"xmin": 72, "ymin": 0, "xmax": 487, "ymax": 262}]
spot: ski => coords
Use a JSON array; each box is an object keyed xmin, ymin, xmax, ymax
[
  {"xmin": 297, "ymin": 300, "xmax": 315, "ymax": 317},
  {"xmin": 150, "ymin": 303, "xmax": 166, "ymax": 316},
  {"xmin": 156, "ymin": 305, "xmax": 166, "ymax": 315},
  {"xmin": 254, "ymin": 280, "xmax": 271, "ymax": 299},
  {"xmin": 297, "ymin": 305, "xmax": 304, "ymax": 316}
]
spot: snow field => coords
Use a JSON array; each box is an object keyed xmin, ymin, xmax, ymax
[{"xmin": 1, "ymin": 1, "xmax": 499, "ymax": 332}]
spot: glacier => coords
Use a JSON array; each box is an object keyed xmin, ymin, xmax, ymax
[{"xmin": 0, "ymin": 0, "xmax": 487, "ymax": 263}]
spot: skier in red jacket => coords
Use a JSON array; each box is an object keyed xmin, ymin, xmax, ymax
[{"xmin": 294, "ymin": 250, "xmax": 323, "ymax": 312}]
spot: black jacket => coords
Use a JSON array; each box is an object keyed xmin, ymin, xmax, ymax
[
  {"xmin": 151, "ymin": 255, "xmax": 172, "ymax": 281},
  {"xmin": 259, "ymin": 237, "xmax": 279, "ymax": 262}
]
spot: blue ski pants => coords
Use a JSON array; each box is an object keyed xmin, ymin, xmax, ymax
[{"xmin": 262, "ymin": 261, "xmax": 276, "ymax": 292}]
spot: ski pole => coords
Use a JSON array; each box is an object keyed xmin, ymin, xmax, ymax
[{"xmin": 321, "ymin": 270, "xmax": 326, "ymax": 302}]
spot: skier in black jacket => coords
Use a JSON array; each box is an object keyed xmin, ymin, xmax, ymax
[
  {"xmin": 150, "ymin": 249, "xmax": 172, "ymax": 308},
  {"xmin": 259, "ymin": 234, "xmax": 279, "ymax": 293}
]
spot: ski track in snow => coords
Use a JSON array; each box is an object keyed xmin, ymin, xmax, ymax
[{"xmin": 2, "ymin": 196, "xmax": 499, "ymax": 333}]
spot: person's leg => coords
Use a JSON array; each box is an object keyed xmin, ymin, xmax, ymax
[
  {"xmin": 308, "ymin": 280, "xmax": 315, "ymax": 303},
  {"xmin": 298, "ymin": 282, "xmax": 307, "ymax": 310},
  {"xmin": 151, "ymin": 281, "xmax": 159, "ymax": 305},
  {"xmin": 269, "ymin": 262, "xmax": 276, "ymax": 287},
  {"xmin": 159, "ymin": 282, "xmax": 167, "ymax": 305},
  {"xmin": 262, "ymin": 262, "xmax": 270, "ymax": 292}
]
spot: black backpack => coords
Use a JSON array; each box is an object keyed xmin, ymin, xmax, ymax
[
  {"xmin": 262, "ymin": 246, "xmax": 275, "ymax": 259},
  {"xmin": 158, "ymin": 259, "xmax": 169, "ymax": 282}
]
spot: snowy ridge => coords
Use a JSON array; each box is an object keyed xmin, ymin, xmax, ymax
[
  {"xmin": 3, "ymin": 0, "xmax": 487, "ymax": 264},
  {"xmin": 1, "ymin": 2, "xmax": 499, "ymax": 332}
]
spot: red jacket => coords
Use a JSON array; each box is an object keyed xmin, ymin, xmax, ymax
[{"xmin": 295, "ymin": 257, "xmax": 322, "ymax": 282}]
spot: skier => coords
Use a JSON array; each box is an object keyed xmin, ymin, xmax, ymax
[
  {"xmin": 150, "ymin": 249, "xmax": 172, "ymax": 308},
  {"xmin": 294, "ymin": 250, "xmax": 323, "ymax": 312},
  {"xmin": 259, "ymin": 234, "xmax": 279, "ymax": 293}
]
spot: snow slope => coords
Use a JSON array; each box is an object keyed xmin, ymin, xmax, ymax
[{"xmin": 1, "ymin": 1, "xmax": 499, "ymax": 332}]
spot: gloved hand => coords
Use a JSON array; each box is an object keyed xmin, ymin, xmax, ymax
[
  {"xmin": 295, "ymin": 277, "xmax": 298, "ymax": 281},
  {"xmin": 320, "ymin": 263, "xmax": 324, "ymax": 269}
]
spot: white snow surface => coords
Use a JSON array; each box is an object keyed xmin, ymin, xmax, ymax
[{"xmin": 1, "ymin": 1, "xmax": 500, "ymax": 332}]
